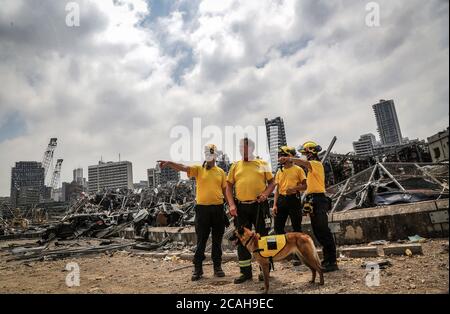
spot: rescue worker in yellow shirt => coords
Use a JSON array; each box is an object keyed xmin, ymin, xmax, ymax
[
  {"xmin": 278, "ymin": 141, "xmax": 338, "ymax": 272},
  {"xmin": 225, "ymin": 137, "xmax": 276, "ymax": 284},
  {"xmin": 158, "ymin": 144, "xmax": 228, "ymax": 281},
  {"xmin": 273, "ymin": 146, "xmax": 307, "ymax": 264}
]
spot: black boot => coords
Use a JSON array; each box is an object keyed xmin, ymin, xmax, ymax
[
  {"xmin": 292, "ymin": 254, "xmax": 302, "ymax": 266},
  {"xmin": 214, "ymin": 264, "xmax": 225, "ymax": 277},
  {"xmin": 322, "ymin": 261, "xmax": 339, "ymax": 273},
  {"xmin": 191, "ymin": 264, "xmax": 203, "ymax": 281},
  {"xmin": 234, "ymin": 267, "xmax": 252, "ymax": 284}
]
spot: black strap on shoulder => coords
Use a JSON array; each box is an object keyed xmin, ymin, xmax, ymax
[{"xmin": 244, "ymin": 233, "xmax": 256, "ymax": 247}]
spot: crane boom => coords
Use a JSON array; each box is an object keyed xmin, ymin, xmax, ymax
[
  {"xmin": 42, "ymin": 138, "xmax": 58, "ymax": 180},
  {"xmin": 50, "ymin": 159, "xmax": 63, "ymax": 190}
]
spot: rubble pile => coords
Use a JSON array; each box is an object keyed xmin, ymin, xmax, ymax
[
  {"xmin": 1, "ymin": 238, "xmax": 136, "ymax": 262},
  {"xmin": 45, "ymin": 181, "xmax": 197, "ymax": 241},
  {"xmin": 2, "ymin": 161, "xmax": 448, "ymax": 263},
  {"xmin": 327, "ymin": 162, "xmax": 449, "ymax": 212},
  {"xmin": 0, "ymin": 182, "xmax": 199, "ymax": 262},
  {"xmin": 0, "ymin": 181, "xmax": 196, "ymax": 244}
]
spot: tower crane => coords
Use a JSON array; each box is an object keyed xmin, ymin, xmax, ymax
[
  {"xmin": 50, "ymin": 159, "xmax": 63, "ymax": 190},
  {"xmin": 42, "ymin": 138, "xmax": 58, "ymax": 181}
]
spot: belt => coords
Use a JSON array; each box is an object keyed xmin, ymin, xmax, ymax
[
  {"xmin": 306, "ymin": 193, "xmax": 326, "ymax": 201},
  {"xmin": 307, "ymin": 193, "xmax": 326, "ymax": 197},
  {"xmin": 237, "ymin": 200, "xmax": 257, "ymax": 204}
]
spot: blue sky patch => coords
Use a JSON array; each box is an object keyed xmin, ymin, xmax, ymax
[{"xmin": 0, "ymin": 112, "xmax": 27, "ymax": 142}]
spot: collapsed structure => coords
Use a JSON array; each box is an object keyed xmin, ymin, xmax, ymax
[
  {"xmin": 327, "ymin": 162, "xmax": 448, "ymax": 212},
  {"xmin": 1, "ymin": 159, "xmax": 448, "ymax": 262}
]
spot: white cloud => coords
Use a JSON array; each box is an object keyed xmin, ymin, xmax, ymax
[{"xmin": 0, "ymin": 0, "xmax": 448, "ymax": 196}]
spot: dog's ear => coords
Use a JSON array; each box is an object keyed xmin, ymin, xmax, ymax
[{"xmin": 237, "ymin": 226, "xmax": 245, "ymax": 235}]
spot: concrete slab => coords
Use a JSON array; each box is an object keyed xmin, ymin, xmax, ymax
[
  {"xmin": 383, "ymin": 243, "xmax": 423, "ymax": 256},
  {"xmin": 339, "ymin": 246, "xmax": 379, "ymax": 258}
]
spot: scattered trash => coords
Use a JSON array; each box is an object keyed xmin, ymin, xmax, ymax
[
  {"xmin": 408, "ymin": 235, "xmax": 427, "ymax": 243},
  {"xmin": 162, "ymin": 255, "xmax": 180, "ymax": 262},
  {"xmin": 369, "ymin": 240, "xmax": 389, "ymax": 246},
  {"xmin": 405, "ymin": 249, "xmax": 413, "ymax": 257}
]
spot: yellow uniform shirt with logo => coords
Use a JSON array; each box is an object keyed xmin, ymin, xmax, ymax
[
  {"xmin": 227, "ymin": 159, "xmax": 274, "ymax": 202},
  {"xmin": 187, "ymin": 165, "xmax": 226, "ymax": 205},
  {"xmin": 275, "ymin": 165, "xmax": 306, "ymax": 195},
  {"xmin": 306, "ymin": 160, "xmax": 326, "ymax": 194}
]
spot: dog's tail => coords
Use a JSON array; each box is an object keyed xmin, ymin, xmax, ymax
[{"xmin": 308, "ymin": 237, "xmax": 323, "ymax": 270}]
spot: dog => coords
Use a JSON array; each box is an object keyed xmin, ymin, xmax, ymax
[{"xmin": 229, "ymin": 226, "xmax": 324, "ymax": 294}]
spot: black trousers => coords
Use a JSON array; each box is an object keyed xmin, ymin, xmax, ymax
[
  {"xmin": 235, "ymin": 201, "xmax": 269, "ymax": 275},
  {"xmin": 193, "ymin": 204, "xmax": 226, "ymax": 266},
  {"xmin": 309, "ymin": 194, "xmax": 337, "ymax": 264},
  {"xmin": 274, "ymin": 194, "xmax": 302, "ymax": 234}
]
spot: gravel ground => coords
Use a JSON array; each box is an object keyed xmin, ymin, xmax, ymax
[{"xmin": 0, "ymin": 239, "xmax": 448, "ymax": 294}]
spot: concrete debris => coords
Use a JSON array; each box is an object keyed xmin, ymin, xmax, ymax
[
  {"xmin": 1, "ymin": 181, "xmax": 197, "ymax": 240},
  {"xmin": 369, "ymin": 240, "xmax": 389, "ymax": 246},
  {"xmin": 408, "ymin": 235, "xmax": 427, "ymax": 243},
  {"xmin": 383, "ymin": 244, "xmax": 424, "ymax": 256},
  {"xmin": 0, "ymin": 182, "xmax": 201, "ymax": 261},
  {"xmin": 328, "ymin": 162, "xmax": 448, "ymax": 213},
  {"xmin": 2, "ymin": 238, "xmax": 135, "ymax": 262}
]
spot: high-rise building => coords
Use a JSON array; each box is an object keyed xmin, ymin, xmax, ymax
[
  {"xmin": 353, "ymin": 133, "xmax": 377, "ymax": 156},
  {"xmin": 73, "ymin": 167, "xmax": 87, "ymax": 191},
  {"xmin": 373, "ymin": 99, "xmax": 403, "ymax": 146},
  {"xmin": 73, "ymin": 168, "xmax": 83, "ymax": 184},
  {"xmin": 265, "ymin": 117, "xmax": 287, "ymax": 173},
  {"xmin": 62, "ymin": 182, "xmax": 83, "ymax": 202},
  {"xmin": 87, "ymin": 161, "xmax": 133, "ymax": 193},
  {"xmin": 158, "ymin": 165, "xmax": 180, "ymax": 185},
  {"xmin": 147, "ymin": 168, "xmax": 159, "ymax": 189},
  {"xmin": 10, "ymin": 162, "xmax": 45, "ymax": 209},
  {"xmin": 147, "ymin": 164, "xmax": 180, "ymax": 188}
]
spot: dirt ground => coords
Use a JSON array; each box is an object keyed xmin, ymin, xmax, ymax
[{"xmin": 0, "ymin": 239, "xmax": 448, "ymax": 294}]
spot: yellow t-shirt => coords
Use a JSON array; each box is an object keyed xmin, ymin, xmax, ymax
[
  {"xmin": 187, "ymin": 165, "xmax": 226, "ymax": 205},
  {"xmin": 227, "ymin": 159, "xmax": 274, "ymax": 202},
  {"xmin": 275, "ymin": 165, "xmax": 306, "ymax": 195},
  {"xmin": 306, "ymin": 160, "xmax": 326, "ymax": 194}
]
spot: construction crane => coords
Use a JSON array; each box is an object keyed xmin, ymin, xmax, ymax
[
  {"xmin": 50, "ymin": 159, "xmax": 63, "ymax": 190},
  {"xmin": 42, "ymin": 138, "xmax": 58, "ymax": 181}
]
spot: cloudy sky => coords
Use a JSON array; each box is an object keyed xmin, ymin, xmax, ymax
[{"xmin": 0, "ymin": 0, "xmax": 448, "ymax": 196}]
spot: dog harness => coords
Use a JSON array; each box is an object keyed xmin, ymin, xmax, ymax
[{"xmin": 252, "ymin": 235, "xmax": 287, "ymax": 271}]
